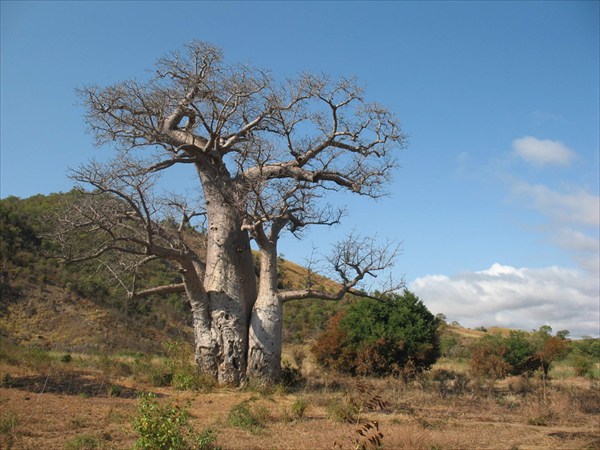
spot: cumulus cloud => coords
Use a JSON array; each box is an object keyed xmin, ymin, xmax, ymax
[
  {"xmin": 512, "ymin": 136, "xmax": 575, "ymax": 166},
  {"xmin": 411, "ymin": 264, "xmax": 599, "ymax": 338}
]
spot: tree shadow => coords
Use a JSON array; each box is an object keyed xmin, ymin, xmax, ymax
[{"xmin": 1, "ymin": 371, "xmax": 139, "ymax": 398}]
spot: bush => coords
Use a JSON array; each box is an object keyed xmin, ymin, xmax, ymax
[
  {"xmin": 573, "ymin": 355, "xmax": 593, "ymax": 377},
  {"xmin": 288, "ymin": 398, "xmax": 309, "ymax": 421},
  {"xmin": 469, "ymin": 335, "xmax": 510, "ymax": 382},
  {"xmin": 133, "ymin": 393, "xmax": 219, "ymax": 450},
  {"xmin": 312, "ymin": 290, "xmax": 440, "ymax": 376},
  {"xmin": 327, "ymin": 397, "xmax": 359, "ymax": 423},
  {"xmin": 570, "ymin": 337, "xmax": 600, "ymax": 359},
  {"xmin": 503, "ymin": 331, "xmax": 536, "ymax": 375},
  {"xmin": 227, "ymin": 401, "xmax": 266, "ymax": 432},
  {"xmin": 432, "ymin": 369, "xmax": 470, "ymax": 397},
  {"xmin": 64, "ymin": 434, "xmax": 102, "ymax": 449},
  {"xmin": 470, "ymin": 327, "xmax": 570, "ymax": 383},
  {"xmin": 280, "ymin": 361, "xmax": 303, "ymax": 387},
  {"xmin": 164, "ymin": 340, "xmax": 214, "ymax": 392}
]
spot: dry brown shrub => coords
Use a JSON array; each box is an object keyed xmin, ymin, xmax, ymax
[
  {"xmin": 522, "ymin": 386, "xmax": 578, "ymax": 427},
  {"xmin": 507, "ymin": 375, "xmax": 537, "ymax": 395},
  {"xmin": 558, "ymin": 384, "xmax": 600, "ymax": 415}
]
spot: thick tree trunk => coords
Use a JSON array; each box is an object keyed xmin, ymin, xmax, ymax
[
  {"xmin": 247, "ymin": 245, "xmax": 282, "ymax": 383},
  {"xmin": 200, "ymin": 167, "xmax": 257, "ymax": 386},
  {"xmin": 181, "ymin": 260, "xmax": 218, "ymax": 378}
]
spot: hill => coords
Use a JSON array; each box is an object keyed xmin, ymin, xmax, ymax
[
  {"xmin": 0, "ymin": 192, "xmax": 575, "ymax": 355},
  {"xmin": 0, "ymin": 192, "xmax": 354, "ymax": 353},
  {"xmin": 2, "ymin": 195, "xmax": 599, "ymax": 450}
]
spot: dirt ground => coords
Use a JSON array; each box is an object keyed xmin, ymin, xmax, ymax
[{"xmin": 1, "ymin": 364, "xmax": 599, "ymax": 450}]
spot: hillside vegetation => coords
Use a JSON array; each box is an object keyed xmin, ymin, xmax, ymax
[
  {"xmin": 1, "ymin": 192, "xmax": 599, "ymax": 450},
  {"xmin": 2, "ymin": 192, "xmax": 598, "ymax": 357},
  {"xmin": 1, "ymin": 192, "xmax": 351, "ymax": 353}
]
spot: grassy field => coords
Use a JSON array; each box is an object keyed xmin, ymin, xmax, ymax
[
  {"xmin": 2, "ymin": 193, "xmax": 597, "ymax": 448},
  {"xmin": 1, "ymin": 342, "xmax": 598, "ymax": 450}
]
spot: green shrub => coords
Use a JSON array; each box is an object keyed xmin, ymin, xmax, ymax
[
  {"xmin": 573, "ymin": 355, "xmax": 593, "ymax": 377},
  {"xmin": 471, "ymin": 327, "xmax": 570, "ymax": 382},
  {"xmin": 289, "ymin": 398, "xmax": 309, "ymax": 421},
  {"xmin": 227, "ymin": 401, "xmax": 266, "ymax": 432},
  {"xmin": 327, "ymin": 397, "xmax": 359, "ymax": 423},
  {"xmin": 195, "ymin": 428, "xmax": 221, "ymax": 450},
  {"xmin": 312, "ymin": 290, "xmax": 440, "ymax": 376},
  {"xmin": 164, "ymin": 340, "xmax": 214, "ymax": 392},
  {"xmin": 504, "ymin": 331, "xmax": 536, "ymax": 375},
  {"xmin": 64, "ymin": 434, "xmax": 102, "ymax": 449},
  {"xmin": 570, "ymin": 337, "xmax": 600, "ymax": 359},
  {"xmin": 133, "ymin": 393, "xmax": 219, "ymax": 450}
]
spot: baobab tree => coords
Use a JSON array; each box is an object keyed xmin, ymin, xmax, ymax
[{"xmin": 58, "ymin": 41, "xmax": 406, "ymax": 385}]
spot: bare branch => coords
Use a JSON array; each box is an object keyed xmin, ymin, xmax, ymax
[
  {"xmin": 130, "ymin": 283, "xmax": 186, "ymax": 299},
  {"xmin": 279, "ymin": 233, "xmax": 402, "ymax": 303}
]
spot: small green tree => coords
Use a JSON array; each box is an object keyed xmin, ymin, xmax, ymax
[
  {"xmin": 529, "ymin": 326, "xmax": 568, "ymax": 377},
  {"xmin": 504, "ymin": 331, "xmax": 536, "ymax": 375},
  {"xmin": 470, "ymin": 326, "xmax": 569, "ymax": 382},
  {"xmin": 312, "ymin": 290, "xmax": 440, "ymax": 376}
]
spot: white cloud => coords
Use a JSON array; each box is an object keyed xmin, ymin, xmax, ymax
[
  {"xmin": 512, "ymin": 136, "xmax": 575, "ymax": 166},
  {"xmin": 511, "ymin": 181, "xmax": 600, "ymax": 227},
  {"xmin": 411, "ymin": 263, "xmax": 600, "ymax": 338},
  {"xmin": 509, "ymin": 178, "xmax": 599, "ymax": 275},
  {"xmin": 553, "ymin": 227, "xmax": 600, "ymax": 253}
]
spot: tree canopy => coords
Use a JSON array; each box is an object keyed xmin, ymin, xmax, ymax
[
  {"xmin": 54, "ymin": 41, "xmax": 407, "ymax": 385},
  {"xmin": 312, "ymin": 291, "xmax": 441, "ymax": 376}
]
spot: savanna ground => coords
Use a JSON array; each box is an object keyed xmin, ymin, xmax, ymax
[{"xmin": 1, "ymin": 342, "xmax": 599, "ymax": 450}]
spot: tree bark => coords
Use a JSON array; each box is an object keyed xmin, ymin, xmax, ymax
[
  {"xmin": 199, "ymin": 166, "xmax": 257, "ymax": 385},
  {"xmin": 247, "ymin": 243, "xmax": 282, "ymax": 383},
  {"xmin": 181, "ymin": 260, "xmax": 218, "ymax": 377}
]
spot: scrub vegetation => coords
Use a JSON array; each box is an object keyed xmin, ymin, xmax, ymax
[{"xmin": 1, "ymin": 193, "xmax": 599, "ymax": 449}]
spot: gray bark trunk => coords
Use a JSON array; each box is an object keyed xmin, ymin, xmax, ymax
[
  {"xmin": 247, "ymin": 245, "xmax": 282, "ymax": 383},
  {"xmin": 199, "ymin": 165, "xmax": 257, "ymax": 385},
  {"xmin": 181, "ymin": 260, "xmax": 218, "ymax": 377}
]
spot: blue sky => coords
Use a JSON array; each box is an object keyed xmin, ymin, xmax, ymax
[{"xmin": 1, "ymin": 1, "xmax": 598, "ymax": 337}]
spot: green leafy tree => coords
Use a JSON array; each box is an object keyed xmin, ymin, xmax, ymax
[
  {"xmin": 570, "ymin": 337, "xmax": 600, "ymax": 359},
  {"xmin": 470, "ymin": 326, "xmax": 569, "ymax": 381},
  {"xmin": 503, "ymin": 331, "xmax": 536, "ymax": 375},
  {"xmin": 312, "ymin": 290, "xmax": 440, "ymax": 376}
]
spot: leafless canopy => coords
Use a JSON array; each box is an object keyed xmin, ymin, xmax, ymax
[
  {"xmin": 67, "ymin": 41, "xmax": 406, "ymax": 298},
  {"xmin": 279, "ymin": 233, "xmax": 404, "ymax": 303},
  {"xmin": 78, "ymin": 41, "xmax": 405, "ymax": 197}
]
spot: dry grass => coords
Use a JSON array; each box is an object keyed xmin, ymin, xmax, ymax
[{"xmin": 1, "ymin": 353, "xmax": 599, "ymax": 450}]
